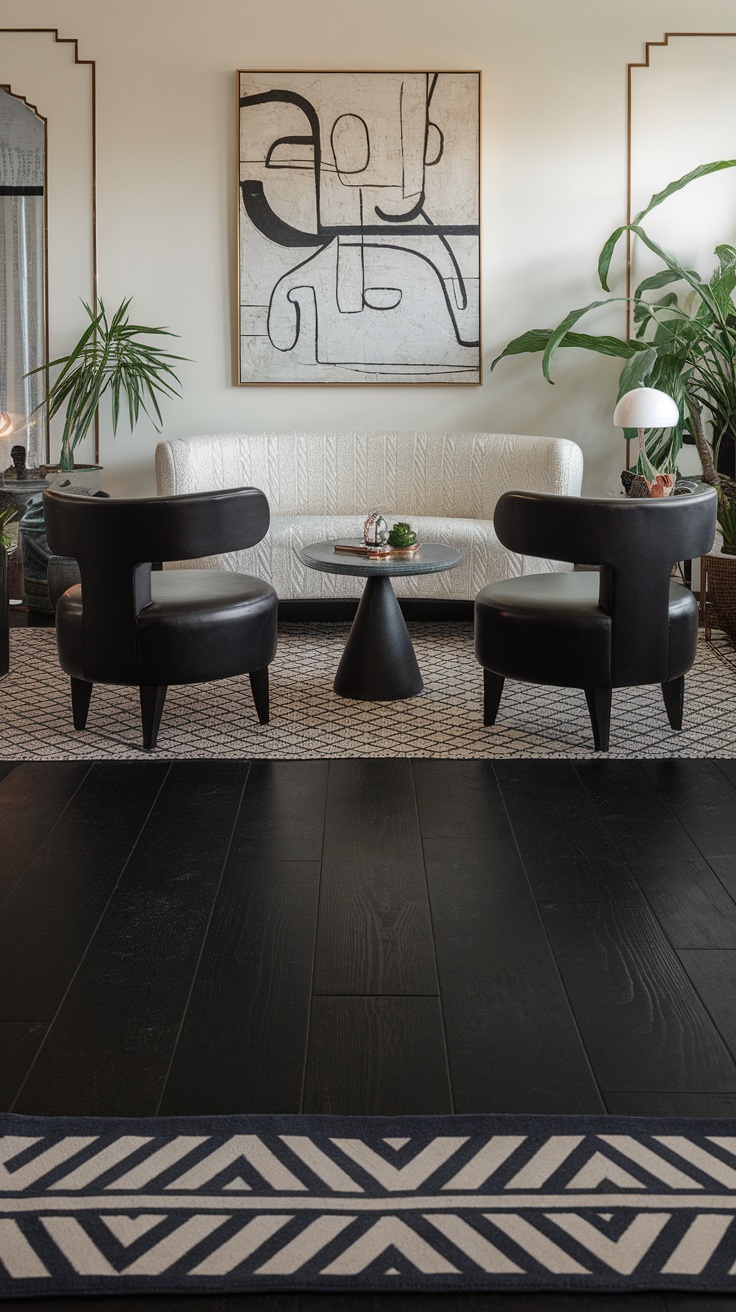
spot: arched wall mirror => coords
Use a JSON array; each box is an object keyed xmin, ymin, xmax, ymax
[
  {"xmin": 0, "ymin": 30, "xmax": 96, "ymax": 473},
  {"xmin": 0, "ymin": 87, "xmax": 47, "ymax": 473}
]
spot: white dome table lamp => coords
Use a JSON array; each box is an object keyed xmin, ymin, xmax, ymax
[{"xmin": 613, "ymin": 386, "xmax": 680, "ymax": 497}]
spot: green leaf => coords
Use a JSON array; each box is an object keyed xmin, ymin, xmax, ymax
[
  {"xmin": 490, "ymin": 330, "xmax": 554, "ymax": 367},
  {"xmin": 633, "ymin": 268, "xmax": 698, "ymax": 300},
  {"xmin": 616, "ymin": 345, "xmax": 659, "ymax": 397},
  {"xmin": 540, "ymin": 298, "xmax": 641, "ymax": 382},
  {"xmin": 598, "ymin": 226, "xmax": 626, "ymax": 293},
  {"xmin": 24, "ymin": 295, "xmax": 190, "ymax": 455},
  {"xmin": 628, "ymin": 225, "xmax": 725, "ymax": 327},
  {"xmin": 710, "ymin": 244, "xmax": 736, "ymax": 317},
  {"xmin": 633, "ymin": 160, "xmax": 736, "ymax": 228},
  {"xmin": 599, "ymin": 160, "xmax": 736, "ymax": 290}
]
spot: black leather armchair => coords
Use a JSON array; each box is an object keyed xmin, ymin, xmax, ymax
[
  {"xmin": 475, "ymin": 488, "xmax": 717, "ymax": 751},
  {"xmin": 44, "ymin": 486, "xmax": 278, "ymax": 749}
]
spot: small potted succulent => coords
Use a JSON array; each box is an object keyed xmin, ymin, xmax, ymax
[{"xmin": 388, "ymin": 521, "xmax": 418, "ymax": 551}]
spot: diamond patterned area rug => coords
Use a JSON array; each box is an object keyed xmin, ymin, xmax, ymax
[
  {"xmin": 3, "ymin": 1112, "xmax": 736, "ymax": 1296},
  {"xmin": 2, "ymin": 624, "xmax": 735, "ymax": 761}
]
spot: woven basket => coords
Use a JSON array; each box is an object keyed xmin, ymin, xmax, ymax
[{"xmin": 707, "ymin": 553, "xmax": 736, "ymax": 643}]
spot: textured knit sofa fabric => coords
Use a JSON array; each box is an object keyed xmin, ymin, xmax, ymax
[{"xmin": 154, "ymin": 432, "xmax": 584, "ymax": 601}]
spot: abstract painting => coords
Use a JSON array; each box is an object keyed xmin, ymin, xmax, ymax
[{"xmin": 237, "ymin": 71, "xmax": 480, "ymax": 384}]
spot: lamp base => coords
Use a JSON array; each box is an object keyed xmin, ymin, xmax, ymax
[{"xmin": 621, "ymin": 469, "xmax": 676, "ymax": 498}]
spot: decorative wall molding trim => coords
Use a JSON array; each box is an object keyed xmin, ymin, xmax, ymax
[
  {"xmin": 0, "ymin": 29, "xmax": 97, "ymax": 460},
  {"xmin": 626, "ymin": 31, "xmax": 736, "ymax": 325}
]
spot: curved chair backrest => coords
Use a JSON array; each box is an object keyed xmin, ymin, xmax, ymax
[
  {"xmin": 44, "ymin": 486, "xmax": 270, "ymax": 684},
  {"xmin": 494, "ymin": 489, "xmax": 717, "ymax": 685}
]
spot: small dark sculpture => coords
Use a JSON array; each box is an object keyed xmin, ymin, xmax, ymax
[{"xmin": 10, "ymin": 446, "xmax": 27, "ymax": 480}]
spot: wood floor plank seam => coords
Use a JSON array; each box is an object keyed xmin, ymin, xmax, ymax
[
  {"xmin": 311, "ymin": 992, "xmax": 442, "ymax": 998},
  {"xmin": 675, "ymin": 947, "xmax": 736, "ymax": 1071},
  {"xmin": 0, "ymin": 762, "xmax": 92, "ymax": 915},
  {"xmin": 300, "ymin": 758, "xmax": 332, "ymax": 1115},
  {"xmin": 0, "ymin": 1021, "xmax": 47, "ymax": 1110},
  {"xmin": 303, "ymin": 994, "xmax": 452, "ymax": 1114},
  {"xmin": 704, "ymin": 855, "xmax": 736, "ymax": 912},
  {"xmin": 154, "ymin": 763, "xmax": 253, "ymax": 1116},
  {"xmin": 313, "ymin": 760, "xmax": 439, "ymax": 998},
  {"xmin": 604, "ymin": 1086, "xmax": 736, "ymax": 1094},
  {"xmin": 641, "ymin": 760, "xmax": 736, "ymax": 860},
  {"xmin": 411, "ymin": 761, "xmax": 457, "ymax": 1115},
  {"xmin": 541, "ymin": 899, "xmax": 736, "ymax": 1094},
  {"xmin": 491, "ymin": 763, "xmax": 608, "ymax": 1109},
  {"xmin": 8, "ymin": 763, "xmax": 174, "ymax": 1114},
  {"xmin": 574, "ymin": 761, "xmax": 736, "ymax": 953},
  {"xmin": 716, "ymin": 759, "xmax": 736, "ymax": 793}
]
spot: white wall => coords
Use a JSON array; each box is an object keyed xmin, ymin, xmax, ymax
[{"xmin": 1, "ymin": 0, "xmax": 734, "ymax": 494}]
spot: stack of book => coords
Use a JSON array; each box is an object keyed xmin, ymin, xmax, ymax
[{"xmin": 334, "ymin": 540, "xmax": 420, "ymax": 559}]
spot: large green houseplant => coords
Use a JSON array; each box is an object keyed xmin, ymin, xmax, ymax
[
  {"xmin": 29, "ymin": 297, "xmax": 186, "ymax": 471},
  {"xmin": 0, "ymin": 506, "xmax": 18, "ymax": 554},
  {"xmin": 492, "ymin": 159, "xmax": 736, "ymax": 552}
]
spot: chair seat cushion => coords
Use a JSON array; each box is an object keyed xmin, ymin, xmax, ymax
[
  {"xmin": 475, "ymin": 572, "xmax": 697, "ymax": 689},
  {"xmin": 143, "ymin": 569, "xmax": 273, "ymax": 613},
  {"xmin": 57, "ymin": 570, "xmax": 278, "ymax": 686}
]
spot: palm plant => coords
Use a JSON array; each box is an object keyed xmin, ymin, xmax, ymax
[
  {"xmin": 28, "ymin": 297, "xmax": 186, "ymax": 471},
  {"xmin": 492, "ymin": 159, "xmax": 736, "ymax": 549},
  {"xmin": 0, "ymin": 505, "xmax": 18, "ymax": 553}
]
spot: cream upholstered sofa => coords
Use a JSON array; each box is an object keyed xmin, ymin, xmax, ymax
[{"xmin": 154, "ymin": 431, "xmax": 584, "ymax": 600}]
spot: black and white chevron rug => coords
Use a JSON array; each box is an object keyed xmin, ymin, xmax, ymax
[
  {"xmin": 2, "ymin": 624, "xmax": 735, "ymax": 760},
  {"xmin": 4, "ymin": 1113, "xmax": 736, "ymax": 1295}
]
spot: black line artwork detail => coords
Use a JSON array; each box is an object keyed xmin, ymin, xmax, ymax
[{"xmin": 238, "ymin": 71, "xmax": 480, "ymax": 384}]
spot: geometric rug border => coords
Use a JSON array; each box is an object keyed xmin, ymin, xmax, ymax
[{"xmin": 3, "ymin": 1111, "xmax": 736, "ymax": 1296}]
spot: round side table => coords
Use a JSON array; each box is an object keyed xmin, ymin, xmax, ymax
[{"xmin": 297, "ymin": 540, "xmax": 462, "ymax": 700}]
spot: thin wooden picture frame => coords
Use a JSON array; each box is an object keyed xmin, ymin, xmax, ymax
[{"xmin": 236, "ymin": 70, "xmax": 482, "ymax": 387}]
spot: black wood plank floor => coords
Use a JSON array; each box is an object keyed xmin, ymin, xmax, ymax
[{"xmin": 1, "ymin": 756, "xmax": 736, "ymax": 1312}]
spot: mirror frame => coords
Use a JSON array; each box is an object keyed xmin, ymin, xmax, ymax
[
  {"xmin": 0, "ymin": 29, "xmax": 97, "ymax": 463},
  {"xmin": 0, "ymin": 85, "xmax": 49, "ymax": 463}
]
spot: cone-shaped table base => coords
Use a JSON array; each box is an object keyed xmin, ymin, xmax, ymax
[{"xmin": 334, "ymin": 574, "xmax": 423, "ymax": 700}]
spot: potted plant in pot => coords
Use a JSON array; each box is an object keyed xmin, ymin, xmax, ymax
[
  {"xmin": 491, "ymin": 157, "xmax": 736, "ymax": 634},
  {"xmin": 19, "ymin": 296, "xmax": 187, "ymax": 611},
  {"xmin": 29, "ymin": 296, "xmax": 186, "ymax": 476},
  {"xmin": 491, "ymin": 162, "xmax": 736, "ymax": 505}
]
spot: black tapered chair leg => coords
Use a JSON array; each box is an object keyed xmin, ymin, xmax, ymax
[
  {"xmin": 585, "ymin": 686, "xmax": 612, "ymax": 752},
  {"xmin": 139, "ymin": 684, "xmax": 167, "ymax": 750},
  {"xmin": 71, "ymin": 677, "xmax": 93, "ymax": 730},
  {"xmin": 249, "ymin": 667, "xmax": 270, "ymax": 724},
  {"xmin": 483, "ymin": 670, "xmax": 505, "ymax": 726},
  {"xmin": 662, "ymin": 675, "xmax": 685, "ymax": 730}
]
